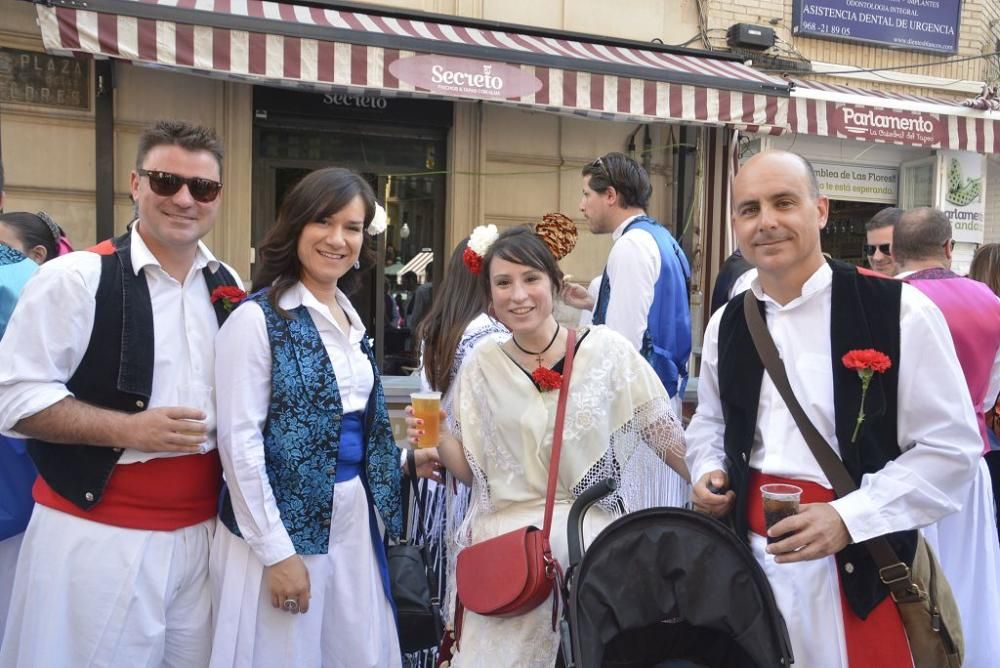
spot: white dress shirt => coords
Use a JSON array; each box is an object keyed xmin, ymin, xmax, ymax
[
  {"xmin": 603, "ymin": 214, "xmax": 661, "ymax": 351},
  {"xmin": 215, "ymin": 282, "xmax": 373, "ymax": 566},
  {"xmin": 0, "ymin": 224, "xmax": 241, "ymax": 464},
  {"xmin": 686, "ymin": 263, "xmax": 981, "ymax": 543}
]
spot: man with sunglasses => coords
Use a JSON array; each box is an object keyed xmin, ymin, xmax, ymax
[
  {"xmin": 893, "ymin": 206, "xmax": 1000, "ymax": 667},
  {"xmin": 563, "ymin": 152, "xmax": 692, "ymax": 416},
  {"xmin": 0, "ymin": 120, "xmax": 242, "ymax": 666},
  {"xmin": 864, "ymin": 207, "xmax": 901, "ymax": 276}
]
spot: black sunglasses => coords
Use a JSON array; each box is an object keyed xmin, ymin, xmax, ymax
[
  {"xmin": 863, "ymin": 243, "xmax": 891, "ymax": 256},
  {"xmin": 138, "ymin": 169, "xmax": 223, "ymax": 203},
  {"xmin": 589, "ymin": 156, "xmax": 616, "ymax": 189}
]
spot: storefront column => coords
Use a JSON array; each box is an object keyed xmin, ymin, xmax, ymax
[
  {"xmin": 447, "ymin": 100, "xmax": 485, "ymax": 252},
  {"xmin": 94, "ymin": 60, "xmax": 114, "ymax": 242},
  {"xmin": 694, "ymin": 126, "xmax": 732, "ymax": 342},
  {"xmin": 213, "ymin": 81, "xmax": 253, "ymax": 278}
]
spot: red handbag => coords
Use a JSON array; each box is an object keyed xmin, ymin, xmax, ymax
[{"xmin": 452, "ymin": 329, "xmax": 577, "ymax": 648}]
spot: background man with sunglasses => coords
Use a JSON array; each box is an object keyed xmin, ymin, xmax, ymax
[
  {"xmin": 893, "ymin": 206, "xmax": 1000, "ymax": 667},
  {"xmin": 0, "ymin": 120, "xmax": 242, "ymax": 666},
  {"xmin": 563, "ymin": 152, "xmax": 692, "ymax": 417},
  {"xmin": 864, "ymin": 207, "xmax": 901, "ymax": 276}
]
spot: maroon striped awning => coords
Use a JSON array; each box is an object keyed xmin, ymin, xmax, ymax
[
  {"xmin": 35, "ymin": 0, "xmax": 790, "ymax": 132},
  {"xmin": 788, "ymin": 79, "xmax": 1000, "ymax": 155}
]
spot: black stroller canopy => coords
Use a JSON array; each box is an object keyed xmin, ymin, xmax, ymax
[{"xmin": 564, "ymin": 506, "xmax": 793, "ymax": 668}]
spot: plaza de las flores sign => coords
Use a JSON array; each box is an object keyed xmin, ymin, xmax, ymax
[
  {"xmin": 389, "ymin": 54, "xmax": 542, "ymax": 101},
  {"xmin": 0, "ymin": 48, "xmax": 89, "ymax": 110},
  {"xmin": 813, "ymin": 161, "xmax": 898, "ymax": 204},
  {"xmin": 829, "ymin": 104, "xmax": 945, "ymax": 145},
  {"xmin": 792, "ymin": 0, "xmax": 962, "ymax": 54}
]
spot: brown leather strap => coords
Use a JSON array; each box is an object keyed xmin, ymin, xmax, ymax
[
  {"xmin": 742, "ymin": 292, "xmax": 916, "ymax": 601},
  {"xmin": 542, "ymin": 328, "xmax": 576, "ymax": 539}
]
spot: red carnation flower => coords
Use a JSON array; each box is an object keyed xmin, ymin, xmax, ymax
[
  {"xmin": 842, "ymin": 349, "xmax": 892, "ymax": 374},
  {"xmin": 210, "ymin": 286, "xmax": 248, "ymax": 312},
  {"xmin": 842, "ymin": 348, "xmax": 892, "ymax": 442},
  {"xmin": 531, "ymin": 367, "xmax": 563, "ymax": 392},
  {"xmin": 463, "ymin": 247, "xmax": 483, "ymax": 275}
]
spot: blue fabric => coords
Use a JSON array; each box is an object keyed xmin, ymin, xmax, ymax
[
  {"xmin": 339, "ymin": 410, "xmax": 392, "ymax": 609},
  {"xmin": 592, "ymin": 216, "xmax": 692, "ymax": 397},
  {"xmin": 335, "ymin": 412, "xmax": 365, "ymax": 482},
  {"xmin": 0, "ymin": 246, "xmax": 38, "ymax": 539},
  {"xmin": 0, "ymin": 251, "xmax": 37, "ymax": 340},
  {"xmin": 0, "ymin": 435, "xmax": 36, "ymax": 541},
  {"xmin": 219, "ymin": 290, "xmax": 402, "ymax": 556}
]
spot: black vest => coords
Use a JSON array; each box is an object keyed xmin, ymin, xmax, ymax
[
  {"xmin": 710, "ymin": 250, "xmax": 754, "ymax": 314},
  {"xmin": 717, "ymin": 260, "xmax": 917, "ymax": 619},
  {"xmin": 27, "ymin": 231, "xmax": 238, "ymax": 510}
]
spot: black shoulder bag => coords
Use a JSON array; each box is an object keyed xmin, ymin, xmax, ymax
[{"xmin": 389, "ymin": 460, "xmax": 444, "ymax": 654}]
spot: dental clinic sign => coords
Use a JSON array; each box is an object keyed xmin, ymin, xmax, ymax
[
  {"xmin": 792, "ymin": 0, "xmax": 962, "ymax": 54},
  {"xmin": 828, "ymin": 104, "xmax": 945, "ymax": 145},
  {"xmin": 389, "ymin": 55, "xmax": 542, "ymax": 101}
]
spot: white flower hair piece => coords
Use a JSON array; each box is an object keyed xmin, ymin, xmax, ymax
[
  {"xmin": 463, "ymin": 224, "xmax": 500, "ymax": 274},
  {"xmin": 467, "ymin": 224, "xmax": 499, "ymax": 256},
  {"xmin": 367, "ymin": 202, "xmax": 388, "ymax": 236}
]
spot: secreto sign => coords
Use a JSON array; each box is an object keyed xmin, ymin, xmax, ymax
[
  {"xmin": 389, "ymin": 55, "xmax": 542, "ymax": 101},
  {"xmin": 792, "ymin": 0, "xmax": 962, "ymax": 55}
]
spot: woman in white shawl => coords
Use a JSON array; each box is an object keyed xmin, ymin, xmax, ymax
[{"xmin": 407, "ymin": 226, "xmax": 688, "ymax": 667}]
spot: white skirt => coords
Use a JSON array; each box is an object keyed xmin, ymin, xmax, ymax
[
  {"xmin": 0, "ymin": 505, "xmax": 214, "ymax": 668},
  {"xmin": 209, "ymin": 476, "xmax": 401, "ymax": 668},
  {"xmin": 0, "ymin": 533, "xmax": 23, "ymax": 645},
  {"xmin": 921, "ymin": 457, "xmax": 1000, "ymax": 668}
]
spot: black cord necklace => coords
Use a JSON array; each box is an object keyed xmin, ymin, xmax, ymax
[{"xmin": 511, "ymin": 323, "xmax": 561, "ymax": 368}]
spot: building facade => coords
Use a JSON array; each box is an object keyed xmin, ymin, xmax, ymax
[{"xmin": 0, "ymin": 0, "xmax": 789, "ymax": 374}]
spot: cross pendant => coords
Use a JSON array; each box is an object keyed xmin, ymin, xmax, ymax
[{"xmin": 536, "ymin": 354, "xmax": 544, "ymax": 367}]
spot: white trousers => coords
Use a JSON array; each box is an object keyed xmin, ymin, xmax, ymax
[
  {"xmin": 750, "ymin": 532, "xmax": 851, "ymax": 668},
  {"xmin": 209, "ymin": 476, "xmax": 400, "ymax": 668},
  {"xmin": 0, "ymin": 505, "xmax": 214, "ymax": 668},
  {"xmin": 0, "ymin": 533, "xmax": 23, "ymax": 646},
  {"xmin": 922, "ymin": 458, "xmax": 1000, "ymax": 668}
]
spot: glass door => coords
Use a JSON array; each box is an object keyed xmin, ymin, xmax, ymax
[
  {"xmin": 252, "ymin": 123, "xmax": 447, "ymax": 372},
  {"xmin": 898, "ymin": 156, "xmax": 937, "ymax": 209}
]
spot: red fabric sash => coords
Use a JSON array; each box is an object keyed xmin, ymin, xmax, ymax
[
  {"xmin": 34, "ymin": 450, "xmax": 222, "ymax": 531},
  {"xmin": 748, "ymin": 470, "xmax": 912, "ymax": 667}
]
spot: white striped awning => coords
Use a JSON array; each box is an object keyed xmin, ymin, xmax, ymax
[
  {"xmin": 397, "ymin": 250, "xmax": 434, "ymax": 279},
  {"xmin": 788, "ymin": 79, "xmax": 1000, "ymax": 155},
  {"xmin": 35, "ymin": 0, "xmax": 790, "ymax": 132}
]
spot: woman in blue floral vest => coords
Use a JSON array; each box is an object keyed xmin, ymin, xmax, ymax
[{"xmin": 209, "ymin": 168, "xmax": 403, "ymax": 667}]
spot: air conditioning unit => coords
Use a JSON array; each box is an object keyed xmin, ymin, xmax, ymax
[{"xmin": 727, "ymin": 24, "xmax": 776, "ymax": 50}]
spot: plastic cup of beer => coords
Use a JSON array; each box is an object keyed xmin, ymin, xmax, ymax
[
  {"xmin": 180, "ymin": 383, "xmax": 214, "ymax": 453},
  {"xmin": 760, "ymin": 483, "xmax": 802, "ymax": 545},
  {"xmin": 411, "ymin": 391, "xmax": 442, "ymax": 448}
]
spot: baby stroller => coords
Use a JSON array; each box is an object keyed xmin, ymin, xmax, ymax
[{"xmin": 558, "ymin": 479, "xmax": 794, "ymax": 668}]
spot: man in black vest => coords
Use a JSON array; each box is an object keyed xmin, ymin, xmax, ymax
[
  {"xmin": 0, "ymin": 120, "xmax": 242, "ymax": 665},
  {"xmin": 686, "ymin": 151, "xmax": 980, "ymax": 667}
]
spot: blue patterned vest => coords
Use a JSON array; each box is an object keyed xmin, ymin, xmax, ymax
[
  {"xmin": 219, "ymin": 291, "xmax": 402, "ymax": 554},
  {"xmin": 593, "ymin": 215, "xmax": 692, "ymax": 397}
]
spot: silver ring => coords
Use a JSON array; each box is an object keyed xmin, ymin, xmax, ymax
[{"xmin": 282, "ymin": 598, "xmax": 299, "ymax": 612}]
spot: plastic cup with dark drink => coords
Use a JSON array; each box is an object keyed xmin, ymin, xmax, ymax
[{"xmin": 760, "ymin": 483, "xmax": 802, "ymax": 545}]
